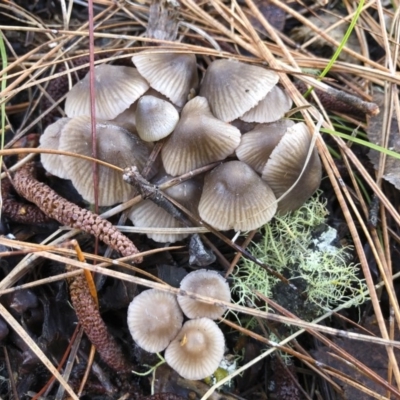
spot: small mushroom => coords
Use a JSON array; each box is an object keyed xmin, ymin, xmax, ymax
[
  {"xmin": 235, "ymin": 119, "xmax": 295, "ymax": 173},
  {"xmin": 164, "ymin": 318, "xmax": 225, "ymax": 380},
  {"xmin": 177, "ymin": 269, "xmax": 231, "ymax": 319},
  {"xmin": 198, "ymin": 161, "xmax": 277, "ymax": 231},
  {"xmin": 128, "ymin": 175, "xmax": 202, "ymax": 243},
  {"xmin": 112, "ymin": 88, "xmax": 175, "ymax": 133},
  {"xmin": 199, "ymin": 59, "xmax": 279, "ymax": 122},
  {"xmin": 59, "ymin": 115, "xmax": 152, "ymax": 206},
  {"xmin": 65, "ymin": 64, "xmax": 149, "ymax": 120},
  {"xmin": 135, "ymin": 95, "xmax": 179, "ymax": 142},
  {"xmin": 261, "ymin": 122, "xmax": 322, "ymax": 214},
  {"xmin": 132, "ymin": 52, "xmax": 199, "ymax": 107},
  {"xmin": 161, "ymin": 96, "xmax": 241, "ymax": 176},
  {"xmin": 240, "ymin": 86, "xmax": 293, "ymax": 123},
  {"xmin": 127, "ymin": 289, "xmax": 183, "ymax": 353},
  {"xmin": 39, "ymin": 118, "xmax": 71, "ymax": 179}
]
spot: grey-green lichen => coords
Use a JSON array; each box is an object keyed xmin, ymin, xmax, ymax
[{"xmin": 231, "ymin": 192, "xmax": 368, "ymax": 318}]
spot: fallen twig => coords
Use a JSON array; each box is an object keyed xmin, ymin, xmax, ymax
[
  {"xmin": 13, "ymin": 162, "xmax": 142, "ymax": 260},
  {"xmin": 67, "ymin": 264, "xmax": 132, "ymax": 372},
  {"xmin": 2, "ymin": 177, "xmax": 53, "ymax": 224}
]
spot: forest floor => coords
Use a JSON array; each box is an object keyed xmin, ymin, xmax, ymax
[{"xmin": 0, "ymin": 1, "xmax": 400, "ymax": 399}]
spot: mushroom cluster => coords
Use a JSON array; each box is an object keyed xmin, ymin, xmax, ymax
[
  {"xmin": 39, "ymin": 54, "xmax": 322, "ymax": 239},
  {"xmin": 127, "ymin": 269, "xmax": 231, "ymax": 380}
]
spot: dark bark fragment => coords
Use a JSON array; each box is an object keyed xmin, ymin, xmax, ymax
[{"xmin": 272, "ymin": 356, "xmax": 301, "ymax": 400}]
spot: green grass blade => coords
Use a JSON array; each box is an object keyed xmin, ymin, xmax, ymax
[
  {"xmin": 304, "ymin": 0, "xmax": 365, "ymax": 97},
  {"xmin": 322, "ymin": 127, "xmax": 400, "ymax": 160}
]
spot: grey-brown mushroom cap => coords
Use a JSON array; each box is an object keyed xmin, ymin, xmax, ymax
[
  {"xmin": 127, "ymin": 290, "xmax": 183, "ymax": 353},
  {"xmin": 65, "ymin": 64, "xmax": 149, "ymax": 120},
  {"xmin": 261, "ymin": 122, "xmax": 322, "ymax": 214},
  {"xmin": 112, "ymin": 88, "xmax": 175, "ymax": 133},
  {"xmin": 39, "ymin": 118, "xmax": 71, "ymax": 180},
  {"xmin": 161, "ymin": 96, "xmax": 241, "ymax": 176},
  {"xmin": 59, "ymin": 115, "xmax": 152, "ymax": 206},
  {"xmin": 136, "ymin": 95, "xmax": 179, "ymax": 142},
  {"xmin": 164, "ymin": 318, "xmax": 225, "ymax": 380},
  {"xmin": 177, "ymin": 269, "xmax": 231, "ymax": 319},
  {"xmin": 240, "ymin": 86, "xmax": 293, "ymax": 123},
  {"xmin": 199, "ymin": 161, "xmax": 277, "ymax": 231},
  {"xmin": 128, "ymin": 200, "xmax": 189, "ymax": 243},
  {"xmin": 132, "ymin": 52, "xmax": 199, "ymax": 107},
  {"xmin": 235, "ymin": 120, "xmax": 295, "ymax": 173},
  {"xmin": 128, "ymin": 176, "xmax": 202, "ymax": 243},
  {"xmin": 199, "ymin": 59, "xmax": 279, "ymax": 122}
]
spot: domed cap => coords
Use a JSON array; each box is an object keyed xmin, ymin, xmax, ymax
[
  {"xmin": 198, "ymin": 161, "xmax": 277, "ymax": 231},
  {"xmin": 113, "ymin": 88, "xmax": 177, "ymax": 133},
  {"xmin": 199, "ymin": 59, "xmax": 279, "ymax": 122},
  {"xmin": 127, "ymin": 289, "xmax": 183, "ymax": 353},
  {"xmin": 164, "ymin": 318, "xmax": 225, "ymax": 380},
  {"xmin": 128, "ymin": 176, "xmax": 202, "ymax": 243},
  {"xmin": 236, "ymin": 119, "xmax": 295, "ymax": 173},
  {"xmin": 161, "ymin": 96, "xmax": 241, "ymax": 176},
  {"xmin": 136, "ymin": 95, "xmax": 179, "ymax": 142},
  {"xmin": 240, "ymin": 86, "xmax": 292, "ymax": 123},
  {"xmin": 39, "ymin": 118, "xmax": 71, "ymax": 179},
  {"xmin": 59, "ymin": 115, "xmax": 152, "ymax": 206},
  {"xmin": 262, "ymin": 122, "xmax": 322, "ymax": 214},
  {"xmin": 65, "ymin": 64, "xmax": 149, "ymax": 120},
  {"xmin": 199, "ymin": 161, "xmax": 277, "ymax": 231},
  {"xmin": 132, "ymin": 52, "xmax": 199, "ymax": 107},
  {"xmin": 178, "ymin": 269, "xmax": 231, "ymax": 319}
]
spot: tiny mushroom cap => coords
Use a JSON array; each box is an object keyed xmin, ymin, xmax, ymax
[
  {"xmin": 59, "ymin": 115, "xmax": 152, "ymax": 206},
  {"xmin": 199, "ymin": 59, "xmax": 279, "ymax": 122},
  {"xmin": 164, "ymin": 318, "xmax": 225, "ymax": 380},
  {"xmin": 65, "ymin": 64, "xmax": 149, "ymax": 120},
  {"xmin": 128, "ymin": 200, "xmax": 187, "ymax": 243},
  {"xmin": 177, "ymin": 269, "xmax": 231, "ymax": 319},
  {"xmin": 132, "ymin": 52, "xmax": 199, "ymax": 107},
  {"xmin": 199, "ymin": 161, "xmax": 277, "ymax": 231},
  {"xmin": 112, "ymin": 88, "xmax": 174, "ymax": 133},
  {"xmin": 128, "ymin": 176, "xmax": 202, "ymax": 243},
  {"xmin": 236, "ymin": 119, "xmax": 295, "ymax": 173},
  {"xmin": 39, "ymin": 118, "xmax": 71, "ymax": 179},
  {"xmin": 161, "ymin": 96, "xmax": 241, "ymax": 176},
  {"xmin": 240, "ymin": 86, "xmax": 293, "ymax": 123},
  {"xmin": 127, "ymin": 289, "xmax": 183, "ymax": 353},
  {"xmin": 135, "ymin": 95, "xmax": 179, "ymax": 142},
  {"xmin": 262, "ymin": 122, "xmax": 322, "ymax": 214}
]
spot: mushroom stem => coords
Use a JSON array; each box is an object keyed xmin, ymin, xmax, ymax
[{"xmin": 13, "ymin": 162, "xmax": 142, "ymax": 260}]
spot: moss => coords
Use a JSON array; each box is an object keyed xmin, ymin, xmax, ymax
[{"xmin": 231, "ymin": 192, "xmax": 368, "ymax": 319}]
